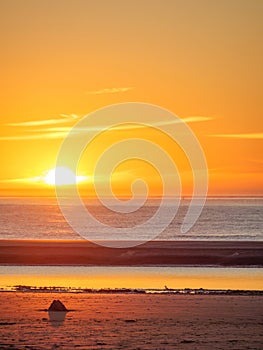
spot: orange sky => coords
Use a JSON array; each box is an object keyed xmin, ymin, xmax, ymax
[{"xmin": 0, "ymin": 0, "xmax": 262, "ymax": 197}]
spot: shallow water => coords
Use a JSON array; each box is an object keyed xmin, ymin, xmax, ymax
[{"xmin": 1, "ymin": 265, "xmax": 262, "ymax": 291}]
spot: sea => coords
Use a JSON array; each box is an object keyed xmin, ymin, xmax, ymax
[
  {"xmin": 0, "ymin": 197, "xmax": 262, "ymax": 241},
  {"xmin": 0, "ymin": 197, "xmax": 262, "ymax": 291}
]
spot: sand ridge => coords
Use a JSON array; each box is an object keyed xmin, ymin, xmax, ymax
[{"xmin": 0, "ymin": 240, "xmax": 263, "ymax": 266}]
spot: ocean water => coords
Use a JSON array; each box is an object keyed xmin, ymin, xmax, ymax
[
  {"xmin": 0, "ymin": 197, "xmax": 262, "ymax": 241},
  {"xmin": 0, "ymin": 197, "xmax": 262, "ymax": 291}
]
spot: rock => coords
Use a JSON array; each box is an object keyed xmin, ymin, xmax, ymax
[{"xmin": 48, "ymin": 300, "xmax": 68, "ymax": 312}]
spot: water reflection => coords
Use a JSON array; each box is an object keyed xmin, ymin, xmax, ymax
[{"xmin": 48, "ymin": 311, "xmax": 67, "ymax": 327}]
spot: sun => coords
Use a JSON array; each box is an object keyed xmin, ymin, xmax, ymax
[{"xmin": 44, "ymin": 167, "xmax": 86, "ymax": 186}]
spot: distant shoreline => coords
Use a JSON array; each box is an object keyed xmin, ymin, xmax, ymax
[
  {"xmin": 1, "ymin": 286, "xmax": 263, "ymax": 296},
  {"xmin": 0, "ymin": 240, "xmax": 263, "ymax": 267}
]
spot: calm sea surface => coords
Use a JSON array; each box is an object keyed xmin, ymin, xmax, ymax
[
  {"xmin": 0, "ymin": 197, "xmax": 262, "ymax": 290},
  {"xmin": 0, "ymin": 197, "xmax": 262, "ymax": 241}
]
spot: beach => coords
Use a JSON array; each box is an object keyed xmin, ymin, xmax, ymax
[
  {"xmin": 0, "ymin": 202, "xmax": 262, "ymax": 349},
  {"xmin": 0, "ymin": 292, "xmax": 262, "ymax": 349},
  {"xmin": 1, "ymin": 238, "xmax": 262, "ymax": 349},
  {"xmin": 1, "ymin": 0, "xmax": 262, "ymax": 347}
]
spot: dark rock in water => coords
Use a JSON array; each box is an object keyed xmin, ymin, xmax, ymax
[{"xmin": 48, "ymin": 300, "xmax": 68, "ymax": 312}]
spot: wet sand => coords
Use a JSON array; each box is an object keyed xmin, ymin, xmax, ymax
[
  {"xmin": 0, "ymin": 292, "xmax": 262, "ymax": 349},
  {"xmin": 0, "ymin": 240, "xmax": 263, "ymax": 266}
]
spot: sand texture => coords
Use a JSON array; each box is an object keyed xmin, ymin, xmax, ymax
[{"xmin": 0, "ymin": 292, "xmax": 262, "ymax": 349}]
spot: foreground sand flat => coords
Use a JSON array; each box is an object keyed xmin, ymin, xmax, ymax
[
  {"xmin": 0, "ymin": 240, "xmax": 263, "ymax": 266},
  {"xmin": 0, "ymin": 292, "xmax": 262, "ymax": 349}
]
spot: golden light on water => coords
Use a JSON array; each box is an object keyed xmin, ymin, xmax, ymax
[{"xmin": 1, "ymin": 267, "xmax": 263, "ymax": 291}]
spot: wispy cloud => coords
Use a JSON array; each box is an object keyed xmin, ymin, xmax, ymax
[
  {"xmin": 40, "ymin": 116, "xmax": 212, "ymax": 133},
  {"xmin": 111, "ymin": 116, "xmax": 213, "ymax": 130},
  {"xmin": 183, "ymin": 116, "xmax": 213, "ymax": 123},
  {"xmin": 0, "ymin": 114, "xmax": 82, "ymax": 140},
  {"xmin": 0, "ymin": 132, "xmax": 69, "ymax": 141},
  {"xmin": 212, "ymin": 133, "xmax": 263, "ymax": 139},
  {"xmin": 0, "ymin": 176, "xmax": 42, "ymax": 184},
  {"xmin": 0, "ymin": 174, "xmax": 89, "ymax": 185},
  {"xmin": 85, "ymin": 87, "xmax": 133, "ymax": 95},
  {"xmin": 5, "ymin": 114, "xmax": 81, "ymax": 127},
  {"xmin": 0, "ymin": 114, "xmax": 213, "ymax": 141}
]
